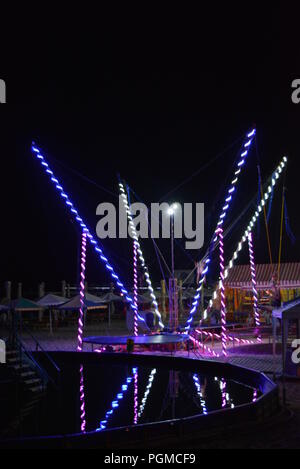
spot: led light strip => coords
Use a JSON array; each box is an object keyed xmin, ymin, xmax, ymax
[
  {"xmin": 119, "ymin": 182, "xmax": 164, "ymax": 329},
  {"xmin": 134, "ymin": 368, "xmax": 138, "ymax": 424},
  {"xmin": 203, "ymin": 156, "xmax": 288, "ymax": 320},
  {"xmin": 31, "ymin": 143, "xmax": 147, "ymax": 328},
  {"xmin": 77, "ymin": 232, "xmax": 87, "ymax": 352},
  {"xmin": 97, "ymin": 371, "xmax": 134, "ymax": 431},
  {"xmin": 189, "ymin": 334, "xmax": 220, "ymax": 357},
  {"xmin": 185, "ymin": 128, "xmax": 256, "ymax": 330},
  {"xmin": 193, "ymin": 374, "xmax": 208, "ymax": 415},
  {"xmin": 133, "ymin": 240, "xmax": 138, "ymax": 336},
  {"xmin": 138, "ymin": 368, "xmax": 157, "ymax": 419},
  {"xmin": 217, "ymin": 227, "xmax": 227, "ymax": 357},
  {"xmin": 248, "ymin": 232, "xmax": 261, "ymax": 340},
  {"xmin": 220, "ymin": 379, "xmax": 227, "ymax": 408},
  {"xmin": 79, "ymin": 365, "xmax": 86, "ymax": 432},
  {"xmin": 195, "ymin": 328, "xmax": 256, "ymax": 345}
]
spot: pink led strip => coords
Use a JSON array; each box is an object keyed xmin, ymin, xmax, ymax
[
  {"xmin": 133, "ymin": 240, "xmax": 138, "ymax": 337},
  {"xmin": 217, "ymin": 227, "xmax": 227, "ymax": 357},
  {"xmin": 134, "ymin": 369, "xmax": 138, "ymax": 424},
  {"xmin": 189, "ymin": 335, "xmax": 220, "ymax": 358},
  {"xmin": 195, "ymin": 329, "xmax": 256, "ymax": 345},
  {"xmin": 79, "ymin": 365, "xmax": 86, "ymax": 432},
  {"xmin": 77, "ymin": 232, "xmax": 87, "ymax": 352}
]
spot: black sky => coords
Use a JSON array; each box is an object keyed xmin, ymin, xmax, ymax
[{"xmin": 1, "ymin": 7, "xmax": 299, "ymax": 296}]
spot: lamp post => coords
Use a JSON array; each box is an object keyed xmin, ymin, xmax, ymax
[
  {"xmin": 167, "ymin": 203, "xmax": 178, "ymax": 331},
  {"xmin": 167, "ymin": 203, "xmax": 178, "ymax": 282}
]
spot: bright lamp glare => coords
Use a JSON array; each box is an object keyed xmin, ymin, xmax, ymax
[{"xmin": 168, "ymin": 203, "xmax": 178, "ymax": 215}]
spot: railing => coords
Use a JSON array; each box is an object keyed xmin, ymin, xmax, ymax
[{"xmin": 17, "ymin": 325, "xmax": 61, "ymax": 389}]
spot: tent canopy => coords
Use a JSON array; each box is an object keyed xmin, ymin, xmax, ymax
[
  {"xmin": 6, "ymin": 297, "xmax": 42, "ymax": 311},
  {"xmin": 36, "ymin": 293, "xmax": 68, "ymax": 307},
  {"xmin": 100, "ymin": 292, "xmax": 126, "ymax": 303},
  {"xmin": 225, "ymin": 263, "xmax": 300, "ymax": 290},
  {"xmin": 58, "ymin": 293, "xmax": 106, "ymax": 310}
]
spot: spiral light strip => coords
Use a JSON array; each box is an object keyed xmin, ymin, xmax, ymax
[
  {"xmin": 133, "ymin": 240, "xmax": 139, "ymax": 336},
  {"xmin": 77, "ymin": 232, "xmax": 87, "ymax": 352},
  {"xmin": 248, "ymin": 232, "xmax": 261, "ymax": 341},
  {"xmin": 97, "ymin": 372, "xmax": 134, "ymax": 431},
  {"xmin": 31, "ymin": 143, "xmax": 147, "ymax": 328},
  {"xmin": 185, "ymin": 128, "xmax": 256, "ymax": 330},
  {"xmin": 79, "ymin": 365, "xmax": 86, "ymax": 432},
  {"xmin": 119, "ymin": 182, "xmax": 164, "ymax": 329},
  {"xmin": 202, "ymin": 156, "xmax": 288, "ymax": 320},
  {"xmin": 217, "ymin": 227, "xmax": 227, "ymax": 357},
  {"xmin": 138, "ymin": 369, "xmax": 157, "ymax": 419}
]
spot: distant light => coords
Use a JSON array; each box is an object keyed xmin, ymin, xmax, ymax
[{"xmin": 167, "ymin": 202, "xmax": 178, "ymax": 216}]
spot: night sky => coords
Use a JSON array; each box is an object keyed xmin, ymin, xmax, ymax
[{"xmin": 1, "ymin": 8, "xmax": 299, "ymax": 297}]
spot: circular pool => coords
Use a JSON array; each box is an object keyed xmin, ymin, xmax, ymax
[{"xmin": 0, "ymin": 352, "xmax": 279, "ymax": 448}]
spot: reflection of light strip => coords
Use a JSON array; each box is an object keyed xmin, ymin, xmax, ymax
[
  {"xmin": 193, "ymin": 374, "xmax": 207, "ymax": 415},
  {"xmin": 220, "ymin": 379, "xmax": 227, "ymax": 408},
  {"xmin": 119, "ymin": 182, "xmax": 164, "ymax": 329},
  {"xmin": 96, "ymin": 371, "xmax": 134, "ymax": 431},
  {"xmin": 248, "ymin": 233, "xmax": 261, "ymax": 342},
  {"xmin": 133, "ymin": 241, "xmax": 138, "ymax": 337},
  {"xmin": 203, "ymin": 156, "xmax": 288, "ymax": 320},
  {"xmin": 217, "ymin": 227, "xmax": 227, "ymax": 357},
  {"xmin": 185, "ymin": 128, "xmax": 256, "ymax": 330},
  {"xmin": 79, "ymin": 365, "xmax": 86, "ymax": 432},
  {"xmin": 31, "ymin": 144, "xmax": 147, "ymax": 328},
  {"xmin": 138, "ymin": 368, "xmax": 157, "ymax": 419},
  {"xmin": 253, "ymin": 389, "xmax": 257, "ymax": 402},
  {"xmin": 77, "ymin": 232, "xmax": 87, "ymax": 352},
  {"xmin": 134, "ymin": 368, "xmax": 138, "ymax": 424}
]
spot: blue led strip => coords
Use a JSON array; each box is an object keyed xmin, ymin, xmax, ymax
[
  {"xmin": 96, "ymin": 369, "xmax": 135, "ymax": 431},
  {"xmin": 184, "ymin": 128, "xmax": 256, "ymax": 331},
  {"xmin": 31, "ymin": 143, "xmax": 147, "ymax": 327}
]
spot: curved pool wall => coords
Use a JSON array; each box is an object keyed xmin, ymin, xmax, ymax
[{"xmin": 1, "ymin": 352, "xmax": 279, "ymax": 449}]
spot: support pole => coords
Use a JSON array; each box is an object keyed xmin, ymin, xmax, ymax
[{"xmin": 77, "ymin": 232, "xmax": 87, "ymax": 352}]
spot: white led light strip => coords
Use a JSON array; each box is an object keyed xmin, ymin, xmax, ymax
[
  {"xmin": 202, "ymin": 156, "xmax": 288, "ymax": 320},
  {"xmin": 119, "ymin": 182, "xmax": 164, "ymax": 329}
]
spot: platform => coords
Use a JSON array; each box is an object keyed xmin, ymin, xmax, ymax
[{"xmin": 83, "ymin": 333, "xmax": 189, "ymax": 347}]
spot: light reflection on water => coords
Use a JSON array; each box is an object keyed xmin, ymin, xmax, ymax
[{"xmin": 78, "ymin": 363, "xmax": 260, "ymax": 434}]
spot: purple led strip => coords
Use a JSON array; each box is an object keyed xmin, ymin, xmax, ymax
[
  {"xmin": 31, "ymin": 143, "xmax": 147, "ymax": 328},
  {"xmin": 79, "ymin": 365, "xmax": 86, "ymax": 432},
  {"xmin": 77, "ymin": 232, "xmax": 87, "ymax": 352},
  {"xmin": 217, "ymin": 227, "xmax": 227, "ymax": 357},
  {"xmin": 134, "ymin": 368, "xmax": 138, "ymax": 424},
  {"xmin": 185, "ymin": 128, "xmax": 256, "ymax": 330},
  {"xmin": 133, "ymin": 240, "xmax": 138, "ymax": 337}
]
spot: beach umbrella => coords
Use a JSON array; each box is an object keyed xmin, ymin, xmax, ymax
[
  {"xmin": 36, "ymin": 293, "xmax": 68, "ymax": 307},
  {"xmin": 58, "ymin": 293, "xmax": 106, "ymax": 310},
  {"xmin": 8, "ymin": 297, "xmax": 42, "ymax": 311},
  {"xmin": 58, "ymin": 293, "xmax": 107, "ymax": 329},
  {"xmin": 4, "ymin": 298, "xmax": 42, "ymax": 338},
  {"xmin": 36, "ymin": 293, "xmax": 68, "ymax": 334}
]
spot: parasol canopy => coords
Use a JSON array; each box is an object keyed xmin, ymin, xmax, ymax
[
  {"xmin": 36, "ymin": 293, "xmax": 68, "ymax": 307},
  {"xmin": 58, "ymin": 293, "xmax": 106, "ymax": 310}
]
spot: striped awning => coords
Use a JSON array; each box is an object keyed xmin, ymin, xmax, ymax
[{"xmin": 224, "ymin": 263, "xmax": 300, "ymax": 289}]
